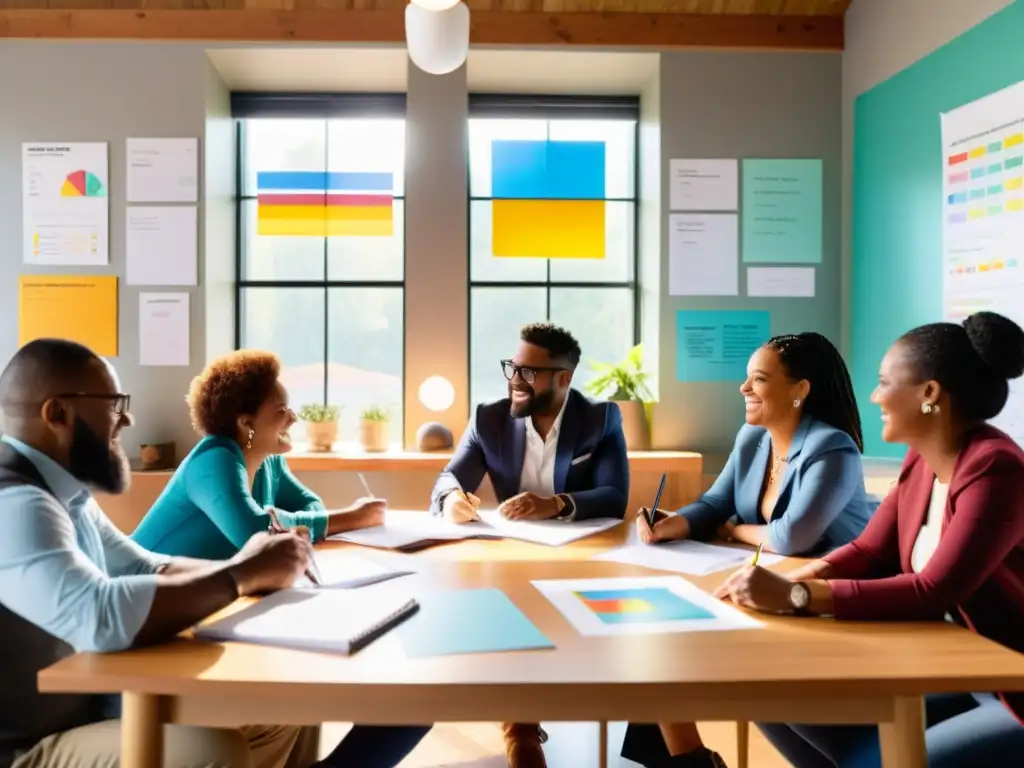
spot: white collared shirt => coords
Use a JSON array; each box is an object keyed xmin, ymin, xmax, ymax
[
  {"xmin": 911, "ymin": 477, "xmax": 948, "ymax": 573},
  {"xmin": 518, "ymin": 396, "xmax": 569, "ymax": 498}
]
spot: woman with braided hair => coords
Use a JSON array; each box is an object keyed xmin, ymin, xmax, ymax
[
  {"xmin": 719, "ymin": 311, "xmax": 1024, "ymax": 767},
  {"xmin": 621, "ymin": 332, "xmax": 876, "ymax": 768}
]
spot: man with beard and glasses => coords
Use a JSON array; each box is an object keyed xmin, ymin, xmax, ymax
[
  {"xmin": 0, "ymin": 339, "xmax": 406, "ymax": 768},
  {"xmin": 429, "ymin": 322, "xmax": 629, "ymax": 768}
]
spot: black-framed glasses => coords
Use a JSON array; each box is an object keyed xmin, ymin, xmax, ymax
[
  {"xmin": 56, "ymin": 392, "xmax": 131, "ymax": 415},
  {"xmin": 500, "ymin": 360, "xmax": 565, "ymax": 385}
]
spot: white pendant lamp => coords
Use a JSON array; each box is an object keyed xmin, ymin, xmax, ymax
[
  {"xmin": 410, "ymin": 0, "xmax": 460, "ymax": 10},
  {"xmin": 405, "ymin": 1, "xmax": 470, "ymax": 76}
]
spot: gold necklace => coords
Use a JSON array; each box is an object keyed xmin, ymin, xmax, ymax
[{"xmin": 769, "ymin": 448, "xmax": 789, "ymax": 484}]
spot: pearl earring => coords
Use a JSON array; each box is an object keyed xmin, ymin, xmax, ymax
[
  {"xmin": 793, "ymin": 399, "xmax": 801, "ymax": 408},
  {"xmin": 246, "ymin": 428, "xmax": 254, "ymax": 450},
  {"xmin": 921, "ymin": 403, "xmax": 933, "ymax": 414}
]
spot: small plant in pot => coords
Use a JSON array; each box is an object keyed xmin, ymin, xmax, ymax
[
  {"xmin": 583, "ymin": 343, "xmax": 654, "ymax": 450},
  {"xmin": 359, "ymin": 404, "xmax": 392, "ymax": 453},
  {"xmin": 298, "ymin": 404, "xmax": 340, "ymax": 453}
]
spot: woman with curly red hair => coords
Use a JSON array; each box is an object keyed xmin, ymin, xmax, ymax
[{"xmin": 132, "ymin": 350, "xmax": 383, "ymax": 559}]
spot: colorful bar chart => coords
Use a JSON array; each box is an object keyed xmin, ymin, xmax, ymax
[
  {"xmin": 490, "ymin": 139, "xmax": 606, "ymax": 259},
  {"xmin": 256, "ymin": 170, "xmax": 394, "ymax": 237}
]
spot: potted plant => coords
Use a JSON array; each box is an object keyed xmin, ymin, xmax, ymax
[
  {"xmin": 583, "ymin": 343, "xmax": 654, "ymax": 450},
  {"xmin": 297, "ymin": 404, "xmax": 340, "ymax": 453},
  {"xmin": 359, "ymin": 404, "xmax": 391, "ymax": 453}
]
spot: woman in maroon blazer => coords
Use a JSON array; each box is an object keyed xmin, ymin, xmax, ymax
[{"xmin": 715, "ymin": 311, "xmax": 1024, "ymax": 767}]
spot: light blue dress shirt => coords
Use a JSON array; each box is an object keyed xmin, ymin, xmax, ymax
[{"xmin": 0, "ymin": 435, "xmax": 168, "ymax": 653}]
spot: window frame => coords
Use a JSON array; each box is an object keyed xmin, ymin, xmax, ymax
[
  {"xmin": 466, "ymin": 94, "xmax": 642, "ymax": 403},
  {"xmin": 232, "ymin": 93, "xmax": 408, "ymax": 424}
]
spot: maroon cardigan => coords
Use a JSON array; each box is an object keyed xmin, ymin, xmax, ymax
[{"xmin": 824, "ymin": 425, "xmax": 1024, "ymax": 721}]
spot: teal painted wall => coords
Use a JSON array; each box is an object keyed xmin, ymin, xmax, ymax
[{"xmin": 851, "ymin": 0, "xmax": 1024, "ymax": 457}]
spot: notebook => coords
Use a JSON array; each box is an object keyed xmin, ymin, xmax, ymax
[{"xmin": 194, "ymin": 589, "xmax": 419, "ymax": 654}]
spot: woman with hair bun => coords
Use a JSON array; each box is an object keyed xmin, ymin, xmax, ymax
[{"xmin": 719, "ymin": 311, "xmax": 1024, "ymax": 767}]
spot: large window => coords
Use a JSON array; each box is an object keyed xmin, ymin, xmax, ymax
[
  {"xmin": 468, "ymin": 96, "xmax": 640, "ymax": 405},
  {"xmin": 234, "ymin": 95, "xmax": 406, "ymax": 444}
]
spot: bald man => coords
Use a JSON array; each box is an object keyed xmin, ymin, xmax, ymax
[{"xmin": 0, "ymin": 339, "xmax": 427, "ymax": 768}]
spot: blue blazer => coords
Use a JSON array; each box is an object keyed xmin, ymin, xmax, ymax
[
  {"xmin": 429, "ymin": 389, "xmax": 629, "ymax": 520},
  {"xmin": 680, "ymin": 416, "xmax": 876, "ymax": 556}
]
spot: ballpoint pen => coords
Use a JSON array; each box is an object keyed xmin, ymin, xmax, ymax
[
  {"xmin": 357, "ymin": 472, "xmax": 374, "ymax": 498},
  {"xmin": 645, "ymin": 472, "xmax": 667, "ymax": 531},
  {"xmin": 266, "ymin": 507, "xmax": 322, "ymax": 587}
]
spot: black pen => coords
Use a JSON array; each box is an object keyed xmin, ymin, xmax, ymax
[{"xmin": 645, "ymin": 472, "xmax": 667, "ymax": 530}]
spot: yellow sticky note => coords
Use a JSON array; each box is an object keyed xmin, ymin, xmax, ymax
[
  {"xmin": 19, "ymin": 275, "xmax": 118, "ymax": 356},
  {"xmin": 492, "ymin": 200, "xmax": 605, "ymax": 259}
]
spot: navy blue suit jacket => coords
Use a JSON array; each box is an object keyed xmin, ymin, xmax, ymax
[
  {"xmin": 429, "ymin": 389, "xmax": 630, "ymax": 520},
  {"xmin": 680, "ymin": 416, "xmax": 877, "ymax": 556}
]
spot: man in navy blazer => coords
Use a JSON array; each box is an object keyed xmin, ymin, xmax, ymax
[{"xmin": 429, "ymin": 322, "xmax": 629, "ymax": 767}]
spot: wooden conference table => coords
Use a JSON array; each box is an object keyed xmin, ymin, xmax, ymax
[{"xmin": 38, "ymin": 521, "xmax": 1024, "ymax": 768}]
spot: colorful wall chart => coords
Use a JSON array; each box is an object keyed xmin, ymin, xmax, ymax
[
  {"xmin": 19, "ymin": 275, "xmax": 119, "ymax": 356},
  {"xmin": 940, "ymin": 77, "xmax": 1024, "ymax": 446},
  {"xmin": 22, "ymin": 142, "xmax": 109, "ymax": 266},
  {"xmin": 741, "ymin": 158, "xmax": 823, "ymax": 264},
  {"xmin": 491, "ymin": 139, "xmax": 606, "ymax": 259},
  {"xmin": 257, "ymin": 171, "xmax": 394, "ymax": 237},
  {"xmin": 675, "ymin": 309, "xmax": 771, "ymax": 382}
]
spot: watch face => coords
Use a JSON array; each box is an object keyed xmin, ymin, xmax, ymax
[{"xmin": 789, "ymin": 583, "xmax": 810, "ymax": 609}]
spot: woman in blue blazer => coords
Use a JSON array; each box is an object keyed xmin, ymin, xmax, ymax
[{"xmin": 623, "ymin": 332, "xmax": 876, "ymax": 768}]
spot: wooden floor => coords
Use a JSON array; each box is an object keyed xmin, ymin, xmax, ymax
[{"xmin": 322, "ymin": 720, "xmax": 791, "ymax": 767}]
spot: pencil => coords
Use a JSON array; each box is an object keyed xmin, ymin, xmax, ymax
[
  {"xmin": 751, "ymin": 542, "xmax": 764, "ymax": 567},
  {"xmin": 357, "ymin": 472, "xmax": 374, "ymax": 498}
]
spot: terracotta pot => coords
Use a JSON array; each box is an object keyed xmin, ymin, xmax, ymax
[
  {"xmin": 614, "ymin": 400, "xmax": 650, "ymax": 450},
  {"xmin": 359, "ymin": 419, "xmax": 390, "ymax": 453},
  {"xmin": 305, "ymin": 420, "xmax": 338, "ymax": 453}
]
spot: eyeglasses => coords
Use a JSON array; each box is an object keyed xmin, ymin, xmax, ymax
[
  {"xmin": 500, "ymin": 360, "xmax": 566, "ymax": 385},
  {"xmin": 56, "ymin": 392, "xmax": 131, "ymax": 415}
]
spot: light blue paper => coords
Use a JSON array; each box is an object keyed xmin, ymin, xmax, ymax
[
  {"xmin": 675, "ymin": 310, "xmax": 771, "ymax": 382},
  {"xmin": 742, "ymin": 159, "xmax": 823, "ymax": 263},
  {"xmin": 491, "ymin": 140, "xmax": 605, "ymax": 199},
  {"xmin": 398, "ymin": 588, "xmax": 554, "ymax": 658}
]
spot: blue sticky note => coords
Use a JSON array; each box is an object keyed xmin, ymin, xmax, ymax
[
  {"xmin": 676, "ymin": 310, "xmax": 771, "ymax": 382},
  {"xmin": 398, "ymin": 588, "xmax": 554, "ymax": 658},
  {"xmin": 741, "ymin": 159, "xmax": 822, "ymax": 263},
  {"xmin": 492, "ymin": 140, "xmax": 605, "ymax": 199}
]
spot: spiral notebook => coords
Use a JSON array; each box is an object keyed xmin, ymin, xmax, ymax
[{"xmin": 194, "ymin": 589, "xmax": 419, "ymax": 655}]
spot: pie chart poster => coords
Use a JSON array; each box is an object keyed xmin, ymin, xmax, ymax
[{"xmin": 22, "ymin": 142, "xmax": 109, "ymax": 267}]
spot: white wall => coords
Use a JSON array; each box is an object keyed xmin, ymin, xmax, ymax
[{"xmin": 839, "ymin": 0, "xmax": 1016, "ymax": 352}]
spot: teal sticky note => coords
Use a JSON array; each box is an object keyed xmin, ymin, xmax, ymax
[
  {"xmin": 742, "ymin": 159, "xmax": 823, "ymax": 263},
  {"xmin": 676, "ymin": 310, "xmax": 770, "ymax": 382},
  {"xmin": 398, "ymin": 589, "xmax": 554, "ymax": 658}
]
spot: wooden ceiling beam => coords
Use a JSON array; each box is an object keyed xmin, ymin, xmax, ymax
[{"xmin": 0, "ymin": 9, "xmax": 844, "ymax": 50}]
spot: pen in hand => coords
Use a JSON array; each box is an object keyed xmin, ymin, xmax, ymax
[
  {"xmin": 266, "ymin": 507, "xmax": 322, "ymax": 587},
  {"xmin": 751, "ymin": 542, "xmax": 764, "ymax": 567},
  {"xmin": 357, "ymin": 472, "xmax": 374, "ymax": 499}
]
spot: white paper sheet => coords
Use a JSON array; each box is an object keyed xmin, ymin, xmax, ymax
[
  {"xmin": 532, "ymin": 575, "xmax": 761, "ymax": 636},
  {"xmin": 138, "ymin": 293, "xmax": 190, "ymax": 367},
  {"xmin": 591, "ymin": 540, "xmax": 783, "ymax": 577},
  {"xmin": 746, "ymin": 266, "xmax": 816, "ymax": 298},
  {"xmin": 668, "ymin": 213, "xmax": 739, "ymax": 296},
  {"xmin": 296, "ymin": 550, "xmax": 415, "ymax": 590},
  {"xmin": 669, "ymin": 158, "xmax": 738, "ymax": 211},
  {"xmin": 475, "ymin": 509, "xmax": 622, "ymax": 547},
  {"xmin": 126, "ymin": 206, "xmax": 198, "ymax": 286},
  {"xmin": 22, "ymin": 142, "xmax": 109, "ymax": 266},
  {"xmin": 127, "ymin": 137, "xmax": 199, "ymax": 202},
  {"xmin": 195, "ymin": 589, "xmax": 415, "ymax": 654}
]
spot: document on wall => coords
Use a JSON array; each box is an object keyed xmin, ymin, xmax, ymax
[
  {"xmin": 746, "ymin": 266, "xmax": 815, "ymax": 297},
  {"xmin": 22, "ymin": 142, "xmax": 109, "ymax": 266},
  {"xmin": 20, "ymin": 275, "xmax": 118, "ymax": 356},
  {"xmin": 741, "ymin": 158, "xmax": 823, "ymax": 264},
  {"xmin": 668, "ymin": 213, "xmax": 739, "ymax": 296},
  {"xmin": 669, "ymin": 159, "xmax": 738, "ymax": 211},
  {"xmin": 127, "ymin": 138, "xmax": 199, "ymax": 202},
  {"xmin": 139, "ymin": 293, "xmax": 190, "ymax": 367},
  {"xmin": 940, "ymin": 79, "xmax": 1024, "ymax": 447},
  {"xmin": 592, "ymin": 540, "xmax": 783, "ymax": 577},
  {"xmin": 126, "ymin": 206, "xmax": 198, "ymax": 286}
]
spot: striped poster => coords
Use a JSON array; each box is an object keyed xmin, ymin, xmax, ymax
[{"xmin": 257, "ymin": 171, "xmax": 394, "ymax": 237}]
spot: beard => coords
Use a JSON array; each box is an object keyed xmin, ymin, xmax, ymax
[
  {"xmin": 68, "ymin": 416, "xmax": 130, "ymax": 494},
  {"xmin": 509, "ymin": 384, "xmax": 556, "ymax": 419}
]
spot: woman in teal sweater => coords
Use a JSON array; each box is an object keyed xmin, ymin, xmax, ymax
[{"xmin": 132, "ymin": 350, "xmax": 384, "ymax": 560}]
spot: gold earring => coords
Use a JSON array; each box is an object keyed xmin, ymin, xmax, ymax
[{"xmin": 246, "ymin": 428, "xmax": 254, "ymax": 450}]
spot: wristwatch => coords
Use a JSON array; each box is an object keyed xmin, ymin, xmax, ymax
[
  {"xmin": 788, "ymin": 582, "xmax": 811, "ymax": 614},
  {"xmin": 554, "ymin": 494, "xmax": 576, "ymax": 520}
]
